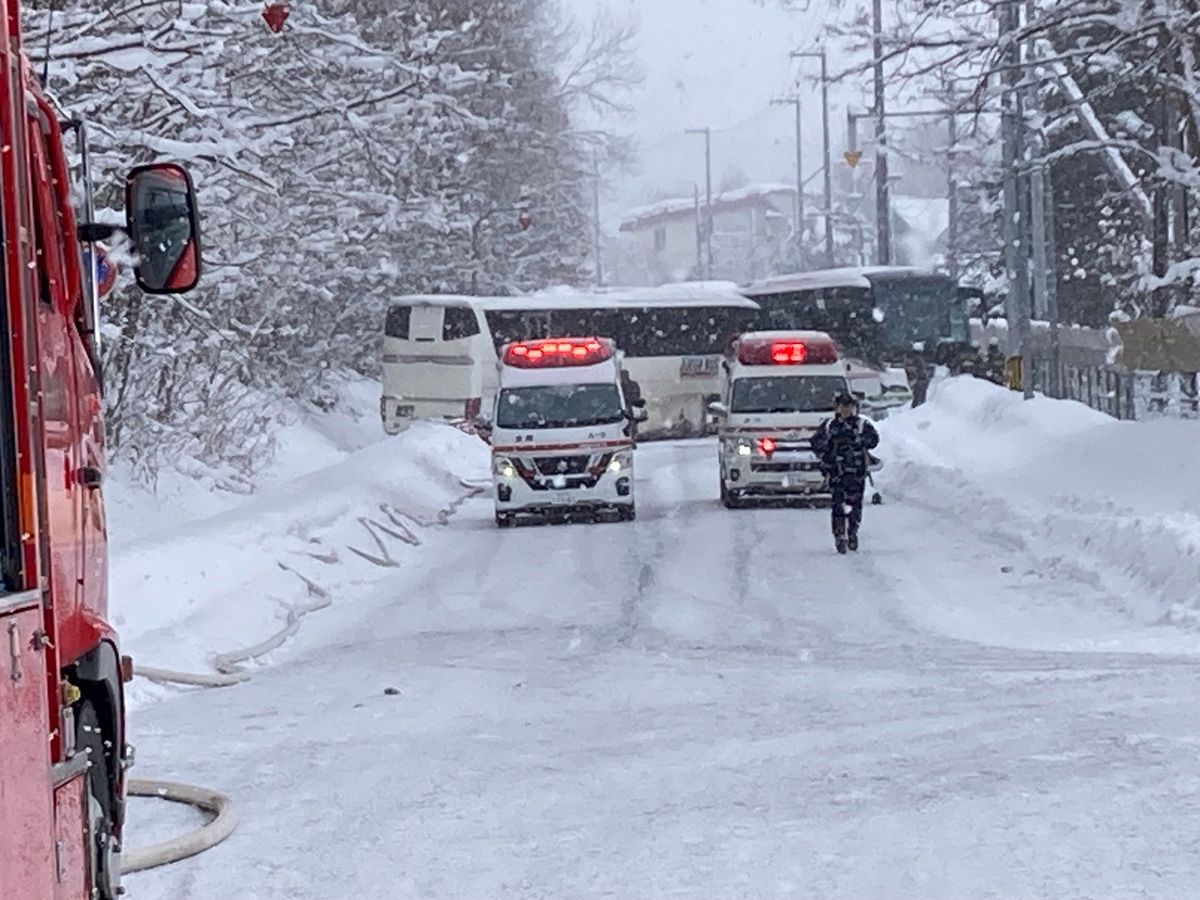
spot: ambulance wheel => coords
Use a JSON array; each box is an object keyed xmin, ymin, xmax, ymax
[
  {"xmin": 871, "ymin": 492, "xmax": 883, "ymax": 506},
  {"xmin": 720, "ymin": 481, "xmax": 742, "ymax": 509},
  {"xmin": 77, "ymin": 700, "xmax": 118, "ymax": 900},
  {"xmin": 495, "ymin": 512, "xmax": 514, "ymax": 528}
]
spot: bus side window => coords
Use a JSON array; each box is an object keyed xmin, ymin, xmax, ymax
[
  {"xmin": 385, "ymin": 305, "xmax": 411, "ymax": 339},
  {"xmin": 443, "ymin": 306, "xmax": 480, "ymax": 341}
]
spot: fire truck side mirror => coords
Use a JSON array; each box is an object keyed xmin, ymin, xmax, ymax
[{"xmin": 124, "ymin": 162, "xmax": 201, "ymax": 295}]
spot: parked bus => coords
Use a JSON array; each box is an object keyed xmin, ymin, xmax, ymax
[
  {"xmin": 381, "ymin": 283, "xmax": 760, "ymax": 439},
  {"xmin": 743, "ymin": 267, "xmax": 974, "ymax": 408}
]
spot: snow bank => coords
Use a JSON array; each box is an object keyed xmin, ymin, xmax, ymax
[
  {"xmin": 108, "ymin": 382, "xmax": 490, "ymax": 703},
  {"xmin": 880, "ymin": 377, "xmax": 1200, "ymax": 627}
]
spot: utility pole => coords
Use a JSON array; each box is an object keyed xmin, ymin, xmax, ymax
[
  {"xmin": 793, "ymin": 49, "xmax": 835, "ymax": 266},
  {"xmin": 772, "ymin": 98, "xmax": 805, "ymax": 267},
  {"xmin": 592, "ymin": 153, "xmax": 604, "ymax": 287},
  {"xmin": 686, "ymin": 127, "xmax": 714, "ymax": 278},
  {"xmin": 1000, "ymin": 0, "xmax": 1032, "ymax": 397},
  {"xmin": 872, "ymin": 0, "xmax": 892, "ymax": 265},
  {"xmin": 947, "ymin": 110, "xmax": 959, "ymax": 280},
  {"xmin": 846, "ymin": 109, "xmax": 866, "ymax": 264}
]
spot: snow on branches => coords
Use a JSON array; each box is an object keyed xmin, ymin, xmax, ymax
[{"xmin": 26, "ymin": 0, "xmax": 623, "ymax": 479}]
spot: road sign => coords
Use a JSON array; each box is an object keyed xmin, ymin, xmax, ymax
[{"xmin": 843, "ymin": 150, "xmax": 863, "ymax": 168}]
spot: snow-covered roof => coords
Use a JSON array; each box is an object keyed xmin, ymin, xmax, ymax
[
  {"xmin": 746, "ymin": 266, "xmax": 947, "ymax": 295},
  {"xmin": 481, "ymin": 282, "xmax": 760, "ymax": 311},
  {"xmin": 620, "ymin": 183, "xmax": 796, "ymax": 231},
  {"xmin": 389, "ymin": 283, "xmax": 760, "ymax": 313}
]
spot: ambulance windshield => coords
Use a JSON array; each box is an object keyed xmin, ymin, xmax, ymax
[
  {"xmin": 497, "ymin": 384, "xmax": 624, "ymax": 429},
  {"xmin": 731, "ymin": 375, "xmax": 849, "ymax": 414}
]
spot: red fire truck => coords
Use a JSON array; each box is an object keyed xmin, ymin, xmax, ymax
[{"xmin": 0, "ymin": 3, "xmax": 201, "ymax": 897}]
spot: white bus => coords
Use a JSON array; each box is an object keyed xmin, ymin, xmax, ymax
[{"xmin": 381, "ymin": 283, "xmax": 761, "ymax": 439}]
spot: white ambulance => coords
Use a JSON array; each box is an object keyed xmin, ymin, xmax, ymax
[
  {"xmin": 482, "ymin": 337, "xmax": 646, "ymax": 527},
  {"xmin": 709, "ymin": 331, "xmax": 851, "ymax": 508}
]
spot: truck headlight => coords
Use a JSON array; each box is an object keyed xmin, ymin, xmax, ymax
[{"xmin": 494, "ymin": 457, "xmax": 517, "ymax": 479}]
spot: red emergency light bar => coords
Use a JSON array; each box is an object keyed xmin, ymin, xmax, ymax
[
  {"xmin": 504, "ymin": 337, "xmax": 613, "ymax": 368},
  {"xmin": 736, "ymin": 335, "xmax": 839, "ymax": 366}
]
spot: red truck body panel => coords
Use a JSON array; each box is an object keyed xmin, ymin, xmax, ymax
[{"xmin": 0, "ymin": 2, "xmax": 120, "ymax": 897}]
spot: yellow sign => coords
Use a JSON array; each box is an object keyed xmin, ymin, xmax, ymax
[
  {"xmin": 843, "ymin": 150, "xmax": 863, "ymax": 168},
  {"xmin": 1006, "ymin": 356, "xmax": 1023, "ymax": 391}
]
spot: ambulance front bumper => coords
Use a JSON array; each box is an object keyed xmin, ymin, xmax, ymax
[
  {"xmin": 493, "ymin": 451, "xmax": 634, "ymax": 514},
  {"xmin": 722, "ymin": 446, "xmax": 829, "ymax": 496}
]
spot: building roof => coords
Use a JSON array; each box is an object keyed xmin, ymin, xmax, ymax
[{"xmin": 620, "ymin": 183, "xmax": 796, "ymax": 232}]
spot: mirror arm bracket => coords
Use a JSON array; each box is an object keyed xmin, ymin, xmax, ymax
[{"xmin": 78, "ymin": 222, "xmax": 122, "ymax": 243}]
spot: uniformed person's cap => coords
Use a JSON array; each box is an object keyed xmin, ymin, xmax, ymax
[{"xmin": 834, "ymin": 393, "xmax": 857, "ymax": 407}]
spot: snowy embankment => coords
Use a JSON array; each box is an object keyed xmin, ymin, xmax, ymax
[
  {"xmin": 881, "ymin": 377, "xmax": 1200, "ymax": 628},
  {"xmin": 108, "ymin": 380, "xmax": 489, "ymax": 702}
]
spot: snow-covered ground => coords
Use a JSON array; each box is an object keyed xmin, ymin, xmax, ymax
[{"xmin": 117, "ymin": 378, "xmax": 1200, "ymax": 898}]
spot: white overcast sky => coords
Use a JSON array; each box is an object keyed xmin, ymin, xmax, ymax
[{"xmin": 571, "ymin": 0, "xmax": 849, "ymax": 220}]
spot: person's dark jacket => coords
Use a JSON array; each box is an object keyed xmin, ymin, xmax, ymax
[{"xmin": 812, "ymin": 415, "xmax": 880, "ymax": 481}]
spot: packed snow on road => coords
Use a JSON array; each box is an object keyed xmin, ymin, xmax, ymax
[{"xmin": 107, "ymin": 377, "xmax": 1200, "ymax": 899}]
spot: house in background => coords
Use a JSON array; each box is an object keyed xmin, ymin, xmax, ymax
[{"xmin": 617, "ymin": 183, "xmax": 796, "ymax": 286}]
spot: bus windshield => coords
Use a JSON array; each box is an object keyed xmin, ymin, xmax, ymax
[
  {"xmin": 497, "ymin": 384, "xmax": 624, "ymax": 430},
  {"xmin": 869, "ymin": 275, "xmax": 966, "ymax": 349},
  {"xmin": 731, "ymin": 376, "xmax": 849, "ymax": 414}
]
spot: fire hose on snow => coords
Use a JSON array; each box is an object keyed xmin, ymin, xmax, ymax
[
  {"xmin": 120, "ymin": 481, "xmax": 485, "ymax": 873},
  {"xmin": 123, "ymin": 780, "xmax": 238, "ymax": 873}
]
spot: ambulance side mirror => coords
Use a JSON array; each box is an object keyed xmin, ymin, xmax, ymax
[
  {"xmin": 627, "ymin": 407, "xmax": 649, "ymax": 424},
  {"xmin": 707, "ymin": 401, "xmax": 729, "ymax": 418},
  {"xmin": 125, "ymin": 163, "xmax": 201, "ymax": 295}
]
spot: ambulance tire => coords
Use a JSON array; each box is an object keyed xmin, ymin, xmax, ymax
[
  {"xmin": 720, "ymin": 481, "xmax": 743, "ymax": 509},
  {"xmin": 77, "ymin": 700, "xmax": 118, "ymax": 900},
  {"xmin": 495, "ymin": 512, "xmax": 514, "ymax": 528}
]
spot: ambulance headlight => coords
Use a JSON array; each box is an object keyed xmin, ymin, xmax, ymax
[
  {"xmin": 494, "ymin": 457, "xmax": 517, "ymax": 479},
  {"xmin": 607, "ymin": 451, "xmax": 633, "ymax": 473},
  {"xmin": 724, "ymin": 437, "xmax": 753, "ymax": 457}
]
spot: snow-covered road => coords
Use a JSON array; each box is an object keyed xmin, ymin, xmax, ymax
[{"xmin": 126, "ymin": 435, "xmax": 1200, "ymax": 899}]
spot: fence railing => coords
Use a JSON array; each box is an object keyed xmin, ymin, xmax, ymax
[{"xmin": 1032, "ymin": 357, "xmax": 1199, "ymax": 421}]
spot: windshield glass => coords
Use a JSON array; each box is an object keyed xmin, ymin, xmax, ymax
[
  {"xmin": 497, "ymin": 384, "xmax": 624, "ymax": 429},
  {"xmin": 870, "ymin": 276, "xmax": 959, "ymax": 349},
  {"xmin": 730, "ymin": 375, "xmax": 849, "ymax": 414}
]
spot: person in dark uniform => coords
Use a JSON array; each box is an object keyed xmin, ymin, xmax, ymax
[{"xmin": 811, "ymin": 393, "xmax": 881, "ymax": 554}]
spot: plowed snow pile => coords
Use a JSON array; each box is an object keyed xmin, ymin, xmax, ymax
[
  {"xmin": 108, "ymin": 385, "xmax": 489, "ymax": 699},
  {"xmin": 881, "ymin": 377, "xmax": 1200, "ymax": 626}
]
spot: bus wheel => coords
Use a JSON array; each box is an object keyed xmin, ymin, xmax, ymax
[{"xmin": 77, "ymin": 700, "xmax": 118, "ymax": 900}]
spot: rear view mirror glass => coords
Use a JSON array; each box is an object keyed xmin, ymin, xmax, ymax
[{"xmin": 125, "ymin": 163, "xmax": 201, "ymax": 294}]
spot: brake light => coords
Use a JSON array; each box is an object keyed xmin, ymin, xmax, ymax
[
  {"xmin": 504, "ymin": 337, "xmax": 612, "ymax": 368},
  {"xmin": 758, "ymin": 438, "xmax": 777, "ymax": 456}
]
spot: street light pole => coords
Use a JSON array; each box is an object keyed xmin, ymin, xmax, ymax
[
  {"xmin": 792, "ymin": 49, "xmax": 834, "ymax": 266},
  {"xmin": 872, "ymin": 0, "xmax": 892, "ymax": 266},
  {"xmin": 771, "ymin": 98, "xmax": 805, "ymax": 267},
  {"xmin": 686, "ymin": 127, "xmax": 714, "ymax": 278}
]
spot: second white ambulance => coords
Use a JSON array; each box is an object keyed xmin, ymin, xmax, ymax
[
  {"xmin": 710, "ymin": 331, "xmax": 851, "ymax": 508},
  {"xmin": 484, "ymin": 337, "xmax": 646, "ymax": 527}
]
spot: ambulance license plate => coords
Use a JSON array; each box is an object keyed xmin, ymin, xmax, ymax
[{"xmin": 550, "ymin": 491, "xmax": 578, "ymax": 505}]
